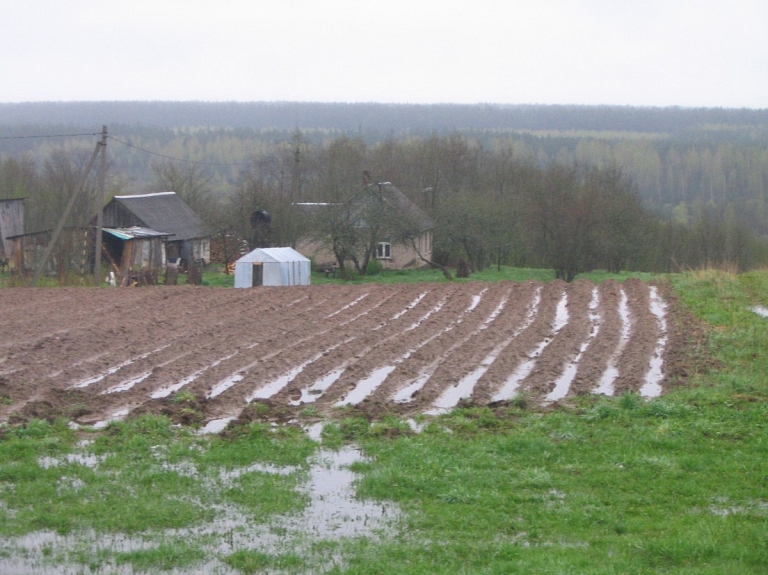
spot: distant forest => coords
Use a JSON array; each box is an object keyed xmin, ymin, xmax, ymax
[{"xmin": 2, "ymin": 101, "xmax": 768, "ymax": 275}]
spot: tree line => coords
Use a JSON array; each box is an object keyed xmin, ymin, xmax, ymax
[
  {"xmin": 1, "ymin": 132, "xmax": 766, "ymax": 280},
  {"xmin": 2, "ymin": 101, "xmax": 767, "ymax": 134}
]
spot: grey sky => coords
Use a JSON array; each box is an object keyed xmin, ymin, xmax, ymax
[{"xmin": 2, "ymin": 0, "xmax": 766, "ymax": 108}]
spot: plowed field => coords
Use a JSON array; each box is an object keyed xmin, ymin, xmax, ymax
[{"xmin": 0, "ymin": 279, "xmax": 689, "ymax": 428}]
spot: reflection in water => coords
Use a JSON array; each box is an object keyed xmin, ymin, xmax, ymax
[{"xmin": 1, "ymin": 431, "xmax": 399, "ymax": 575}]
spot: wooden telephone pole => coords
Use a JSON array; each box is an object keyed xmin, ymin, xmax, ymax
[
  {"xmin": 94, "ymin": 126, "xmax": 107, "ymax": 286},
  {"xmin": 30, "ymin": 126, "xmax": 108, "ymax": 287}
]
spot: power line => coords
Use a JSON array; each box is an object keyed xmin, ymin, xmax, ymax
[
  {"xmin": 0, "ymin": 131, "xmax": 250, "ymax": 167},
  {"xmin": 0, "ymin": 132, "xmax": 100, "ymax": 140},
  {"xmin": 107, "ymin": 136, "xmax": 250, "ymax": 167}
]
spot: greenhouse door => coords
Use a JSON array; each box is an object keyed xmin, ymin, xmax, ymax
[{"xmin": 252, "ymin": 263, "xmax": 263, "ymax": 287}]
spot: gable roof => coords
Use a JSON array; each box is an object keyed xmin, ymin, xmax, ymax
[
  {"xmin": 367, "ymin": 183, "xmax": 433, "ymax": 231},
  {"xmin": 296, "ymin": 183, "xmax": 434, "ymax": 232},
  {"xmin": 236, "ymin": 247, "xmax": 310, "ymax": 264},
  {"xmin": 108, "ymin": 192, "xmax": 206, "ymax": 241}
]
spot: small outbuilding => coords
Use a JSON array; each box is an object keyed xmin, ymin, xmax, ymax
[
  {"xmin": 101, "ymin": 226, "xmax": 171, "ymax": 286},
  {"xmin": 0, "ymin": 198, "xmax": 24, "ymax": 265},
  {"xmin": 97, "ymin": 192, "xmax": 209, "ymax": 266},
  {"xmin": 234, "ymin": 247, "xmax": 311, "ymax": 288}
]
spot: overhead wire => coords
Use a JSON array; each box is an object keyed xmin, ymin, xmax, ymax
[
  {"xmin": 0, "ymin": 132, "xmax": 100, "ymax": 140},
  {"xmin": 0, "ymin": 131, "xmax": 251, "ymax": 167},
  {"xmin": 107, "ymin": 136, "xmax": 250, "ymax": 167}
]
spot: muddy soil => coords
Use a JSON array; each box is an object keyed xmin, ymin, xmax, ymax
[{"xmin": 0, "ymin": 279, "xmax": 699, "ymax": 427}]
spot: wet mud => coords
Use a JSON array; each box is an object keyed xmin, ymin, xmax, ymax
[{"xmin": 0, "ymin": 280, "xmax": 695, "ymax": 426}]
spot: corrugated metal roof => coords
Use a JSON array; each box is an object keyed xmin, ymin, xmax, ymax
[
  {"xmin": 102, "ymin": 226, "xmax": 172, "ymax": 240},
  {"xmin": 236, "ymin": 247, "xmax": 310, "ymax": 264}
]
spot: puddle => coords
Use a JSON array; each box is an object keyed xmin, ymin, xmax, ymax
[
  {"xmin": 70, "ymin": 358, "xmax": 138, "ymax": 388},
  {"xmin": 248, "ymin": 340, "xmax": 352, "ymax": 403},
  {"xmin": 102, "ymin": 371, "xmax": 152, "ymax": 395},
  {"xmin": 290, "ymin": 446, "xmax": 400, "ymax": 537},
  {"xmin": 388, "ymin": 291, "xmax": 428, "ymax": 321},
  {"xmin": 752, "ymin": 305, "xmax": 768, "ymax": 318},
  {"xmin": 394, "ymin": 289, "xmax": 510, "ymax": 404},
  {"xmin": 393, "ymin": 372, "xmax": 431, "ymax": 403},
  {"xmin": 71, "ymin": 345, "xmax": 170, "ymax": 389},
  {"xmin": 91, "ymin": 408, "xmax": 131, "ymax": 429},
  {"xmin": 247, "ymin": 363, "xmax": 312, "ymax": 402},
  {"xmin": 292, "ymin": 369, "xmax": 346, "ymax": 405},
  {"xmin": 338, "ymin": 295, "xmax": 393, "ymax": 327},
  {"xmin": 334, "ymin": 365, "xmax": 397, "ymax": 406},
  {"xmin": 547, "ymin": 287, "xmax": 600, "ymax": 402},
  {"xmin": 207, "ymin": 373, "xmax": 244, "ymax": 399},
  {"xmin": 640, "ymin": 286, "xmax": 667, "ymax": 398},
  {"xmin": 594, "ymin": 288, "xmax": 631, "ymax": 396},
  {"xmin": 200, "ymin": 417, "xmax": 235, "ymax": 434},
  {"xmin": 405, "ymin": 297, "xmax": 446, "ymax": 331},
  {"xmin": 467, "ymin": 290, "xmax": 486, "ymax": 312},
  {"xmin": 492, "ymin": 288, "xmax": 565, "ymax": 402},
  {"xmin": 708, "ymin": 498, "xmax": 768, "ymax": 517},
  {"xmin": 304, "ymin": 422, "xmax": 325, "ymax": 441},
  {"xmin": 325, "ymin": 293, "xmax": 369, "ymax": 318},
  {"xmin": 218, "ymin": 462, "xmax": 299, "ymax": 482},
  {"xmin": 0, "ymin": 439, "xmax": 400, "ymax": 575},
  {"xmin": 318, "ymin": 289, "xmax": 493, "ymax": 407},
  {"xmin": 406, "ymin": 418, "xmax": 427, "ymax": 433},
  {"xmin": 152, "ymin": 352, "xmax": 238, "ymax": 399},
  {"xmin": 39, "ymin": 453, "xmax": 105, "ymax": 470},
  {"xmin": 424, "ymin": 360, "xmax": 491, "ymax": 415}
]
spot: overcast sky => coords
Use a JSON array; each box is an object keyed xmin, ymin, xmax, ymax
[{"xmin": 1, "ymin": 0, "xmax": 766, "ymax": 108}]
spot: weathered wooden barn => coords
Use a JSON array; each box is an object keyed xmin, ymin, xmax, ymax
[
  {"xmin": 0, "ymin": 198, "xmax": 24, "ymax": 264},
  {"xmin": 98, "ymin": 192, "xmax": 210, "ymax": 266},
  {"xmin": 234, "ymin": 247, "xmax": 311, "ymax": 287},
  {"xmin": 8, "ymin": 227, "xmax": 92, "ymax": 277}
]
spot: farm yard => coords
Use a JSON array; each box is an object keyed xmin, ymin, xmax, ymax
[{"xmin": 0, "ymin": 279, "xmax": 685, "ymax": 428}]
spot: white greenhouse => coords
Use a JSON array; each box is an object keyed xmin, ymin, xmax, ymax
[{"xmin": 234, "ymin": 247, "xmax": 311, "ymax": 288}]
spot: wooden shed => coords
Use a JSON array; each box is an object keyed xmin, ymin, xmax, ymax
[
  {"xmin": 234, "ymin": 247, "xmax": 311, "ymax": 288},
  {"xmin": 8, "ymin": 227, "xmax": 92, "ymax": 277},
  {"xmin": 101, "ymin": 226, "xmax": 171, "ymax": 286},
  {"xmin": 98, "ymin": 192, "xmax": 209, "ymax": 266},
  {"xmin": 0, "ymin": 198, "xmax": 24, "ymax": 263}
]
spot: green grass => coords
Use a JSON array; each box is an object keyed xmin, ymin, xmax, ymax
[
  {"xmin": 338, "ymin": 396, "xmax": 768, "ymax": 574},
  {"xmin": 323, "ymin": 268, "xmax": 768, "ymax": 574},
  {"xmin": 311, "ymin": 265, "xmax": 654, "ymax": 285},
  {"xmin": 2, "ymin": 264, "xmax": 650, "ymax": 289},
  {"xmin": 0, "ymin": 416, "xmax": 316, "ymax": 572},
  {"xmin": 1, "ymin": 267, "xmax": 768, "ymax": 573},
  {"xmin": 224, "ymin": 550, "xmax": 306, "ymax": 574}
]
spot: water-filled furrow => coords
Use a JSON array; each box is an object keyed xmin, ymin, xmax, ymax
[
  {"xmin": 594, "ymin": 287, "xmax": 631, "ymax": 396},
  {"xmin": 546, "ymin": 287, "xmax": 601, "ymax": 401},
  {"xmin": 640, "ymin": 285, "xmax": 667, "ymax": 398},
  {"xmin": 492, "ymin": 288, "xmax": 568, "ymax": 402}
]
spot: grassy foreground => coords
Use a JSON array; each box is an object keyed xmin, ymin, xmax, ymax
[{"xmin": 0, "ymin": 269, "xmax": 766, "ymax": 573}]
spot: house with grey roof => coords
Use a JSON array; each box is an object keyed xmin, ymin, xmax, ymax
[{"xmin": 295, "ymin": 182, "xmax": 434, "ymax": 271}]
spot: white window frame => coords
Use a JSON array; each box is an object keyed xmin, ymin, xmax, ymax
[{"xmin": 376, "ymin": 241, "xmax": 392, "ymax": 259}]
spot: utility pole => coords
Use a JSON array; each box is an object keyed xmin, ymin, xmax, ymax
[
  {"xmin": 30, "ymin": 136, "xmax": 102, "ymax": 287},
  {"xmin": 94, "ymin": 125, "xmax": 107, "ymax": 286}
]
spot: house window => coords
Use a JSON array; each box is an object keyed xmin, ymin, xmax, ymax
[{"xmin": 376, "ymin": 241, "xmax": 391, "ymax": 259}]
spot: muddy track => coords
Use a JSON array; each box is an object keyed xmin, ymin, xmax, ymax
[{"xmin": 0, "ymin": 280, "xmax": 689, "ymax": 426}]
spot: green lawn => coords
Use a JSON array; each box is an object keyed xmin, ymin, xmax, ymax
[{"xmin": 311, "ymin": 265, "xmax": 655, "ymax": 285}]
